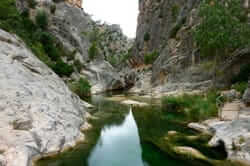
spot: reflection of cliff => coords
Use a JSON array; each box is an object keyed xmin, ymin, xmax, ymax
[
  {"xmin": 37, "ymin": 99, "xmax": 129, "ymax": 166},
  {"xmin": 132, "ymin": 107, "xmax": 186, "ymax": 141}
]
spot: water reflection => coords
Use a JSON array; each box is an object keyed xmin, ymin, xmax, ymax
[{"xmin": 88, "ymin": 108, "xmax": 148, "ymax": 166}]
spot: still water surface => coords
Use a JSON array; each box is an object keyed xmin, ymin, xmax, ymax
[
  {"xmin": 88, "ymin": 109, "xmax": 147, "ymax": 166},
  {"xmin": 37, "ymin": 95, "xmax": 199, "ymax": 166}
]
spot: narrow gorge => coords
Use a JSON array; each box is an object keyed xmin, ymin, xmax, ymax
[{"xmin": 0, "ymin": 0, "xmax": 250, "ymax": 166}]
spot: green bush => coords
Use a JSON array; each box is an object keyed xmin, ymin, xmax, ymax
[
  {"xmin": 35, "ymin": 10, "xmax": 48, "ymax": 30},
  {"xmin": 70, "ymin": 78, "xmax": 91, "ymax": 99},
  {"xmin": 232, "ymin": 82, "xmax": 248, "ymax": 94},
  {"xmin": 50, "ymin": 4, "xmax": 56, "ymax": 14},
  {"xmin": 88, "ymin": 42, "xmax": 99, "ymax": 60},
  {"xmin": 52, "ymin": 60, "xmax": 74, "ymax": 77},
  {"xmin": 144, "ymin": 51, "xmax": 159, "ymax": 64},
  {"xmin": 144, "ymin": 32, "xmax": 150, "ymax": 41},
  {"xmin": 194, "ymin": 0, "xmax": 250, "ymax": 57},
  {"xmin": 161, "ymin": 91, "xmax": 218, "ymax": 122}
]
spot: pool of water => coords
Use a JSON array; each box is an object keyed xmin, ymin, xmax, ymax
[{"xmin": 36, "ymin": 95, "xmax": 222, "ymax": 166}]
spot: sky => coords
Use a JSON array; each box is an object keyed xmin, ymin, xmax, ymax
[{"xmin": 83, "ymin": 0, "xmax": 139, "ymax": 38}]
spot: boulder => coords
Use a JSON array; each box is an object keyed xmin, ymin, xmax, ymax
[
  {"xmin": 243, "ymin": 81, "xmax": 250, "ymax": 106},
  {"xmin": 221, "ymin": 89, "xmax": 241, "ymax": 101},
  {"xmin": 188, "ymin": 123, "xmax": 213, "ymax": 135},
  {"xmin": 121, "ymin": 100, "xmax": 149, "ymax": 107},
  {"xmin": 82, "ymin": 60, "xmax": 126, "ymax": 94},
  {"xmin": 208, "ymin": 119, "xmax": 250, "ymax": 162},
  {"xmin": 0, "ymin": 29, "xmax": 89, "ymax": 166}
]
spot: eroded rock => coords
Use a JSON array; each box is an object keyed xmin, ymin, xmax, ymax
[{"xmin": 0, "ymin": 29, "xmax": 88, "ymax": 166}]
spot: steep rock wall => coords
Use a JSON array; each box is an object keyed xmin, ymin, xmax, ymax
[
  {"xmin": 0, "ymin": 29, "xmax": 89, "ymax": 166},
  {"xmin": 132, "ymin": 0, "xmax": 250, "ymax": 93}
]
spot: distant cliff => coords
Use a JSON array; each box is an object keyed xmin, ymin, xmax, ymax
[{"xmin": 131, "ymin": 0, "xmax": 250, "ymax": 93}]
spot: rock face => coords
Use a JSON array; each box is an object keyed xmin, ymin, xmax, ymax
[
  {"xmin": 0, "ymin": 29, "xmax": 88, "ymax": 166},
  {"xmin": 47, "ymin": 2, "xmax": 132, "ymax": 92},
  {"xmin": 16, "ymin": 0, "xmax": 133, "ymax": 94},
  {"xmin": 132, "ymin": 0, "xmax": 250, "ymax": 93},
  {"xmin": 208, "ymin": 119, "xmax": 250, "ymax": 162},
  {"xmin": 81, "ymin": 60, "xmax": 126, "ymax": 94}
]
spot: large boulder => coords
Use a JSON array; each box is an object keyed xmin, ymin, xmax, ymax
[
  {"xmin": 0, "ymin": 29, "xmax": 88, "ymax": 166},
  {"xmin": 208, "ymin": 119, "xmax": 250, "ymax": 162},
  {"xmin": 82, "ymin": 60, "xmax": 126, "ymax": 94},
  {"xmin": 243, "ymin": 81, "xmax": 250, "ymax": 106}
]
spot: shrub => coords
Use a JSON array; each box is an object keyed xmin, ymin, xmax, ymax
[
  {"xmin": 70, "ymin": 78, "xmax": 91, "ymax": 99},
  {"xmin": 144, "ymin": 51, "xmax": 159, "ymax": 64},
  {"xmin": 88, "ymin": 42, "xmax": 99, "ymax": 60},
  {"xmin": 232, "ymin": 82, "xmax": 248, "ymax": 94},
  {"xmin": 144, "ymin": 32, "xmax": 150, "ymax": 41},
  {"xmin": 52, "ymin": 60, "xmax": 74, "ymax": 77},
  {"xmin": 161, "ymin": 92, "xmax": 218, "ymax": 122},
  {"xmin": 50, "ymin": 4, "xmax": 56, "ymax": 14},
  {"xmin": 35, "ymin": 10, "xmax": 48, "ymax": 30}
]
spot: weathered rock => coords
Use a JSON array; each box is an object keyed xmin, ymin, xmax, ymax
[
  {"xmin": 0, "ymin": 29, "xmax": 89, "ymax": 166},
  {"xmin": 188, "ymin": 123, "xmax": 213, "ymax": 135},
  {"xmin": 173, "ymin": 146, "xmax": 208, "ymax": 161},
  {"xmin": 121, "ymin": 100, "xmax": 149, "ymax": 107},
  {"xmin": 81, "ymin": 60, "xmax": 126, "ymax": 94},
  {"xmin": 243, "ymin": 81, "xmax": 250, "ymax": 105},
  {"xmin": 131, "ymin": 0, "xmax": 250, "ymax": 93},
  {"xmin": 221, "ymin": 89, "xmax": 241, "ymax": 101},
  {"xmin": 208, "ymin": 119, "xmax": 250, "ymax": 162}
]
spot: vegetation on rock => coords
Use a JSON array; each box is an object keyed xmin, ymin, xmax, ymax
[
  {"xmin": 161, "ymin": 92, "xmax": 218, "ymax": 122},
  {"xmin": 144, "ymin": 51, "xmax": 159, "ymax": 64},
  {"xmin": 69, "ymin": 78, "xmax": 91, "ymax": 99},
  {"xmin": 0, "ymin": 0, "xmax": 74, "ymax": 77},
  {"xmin": 194, "ymin": 0, "xmax": 250, "ymax": 57}
]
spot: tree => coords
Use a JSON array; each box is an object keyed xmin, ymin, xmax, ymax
[
  {"xmin": 194, "ymin": 0, "xmax": 250, "ymax": 56},
  {"xmin": 194, "ymin": 0, "xmax": 250, "ymax": 81}
]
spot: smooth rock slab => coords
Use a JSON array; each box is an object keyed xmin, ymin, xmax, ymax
[
  {"xmin": 0, "ymin": 29, "xmax": 88, "ymax": 166},
  {"xmin": 121, "ymin": 100, "xmax": 149, "ymax": 107}
]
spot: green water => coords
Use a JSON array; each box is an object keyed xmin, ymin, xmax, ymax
[{"xmin": 36, "ymin": 95, "xmax": 225, "ymax": 166}]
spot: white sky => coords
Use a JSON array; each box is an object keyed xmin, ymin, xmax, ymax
[{"xmin": 83, "ymin": 0, "xmax": 139, "ymax": 38}]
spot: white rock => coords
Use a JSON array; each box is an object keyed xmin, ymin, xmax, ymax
[
  {"xmin": 0, "ymin": 29, "xmax": 88, "ymax": 166},
  {"xmin": 121, "ymin": 100, "xmax": 149, "ymax": 106}
]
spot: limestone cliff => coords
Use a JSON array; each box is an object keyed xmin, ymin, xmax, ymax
[
  {"xmin": 131, "ymin": 0, "xmax": 250, "ymax": 94},
  {"xmin": 0, "ymin": 29, "xmax": 89, "ymax": 166},
  {"xmin": 16, "ymin": 0, "xmax": 132, "ymax": 94}
]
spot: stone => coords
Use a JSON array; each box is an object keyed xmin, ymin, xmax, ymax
[
  {"xmin": 208, "ymin": 119, "xmax": 250, "ymax": 162},
  {"xmin": 221, "ymin": 89, "xmax": 241, "ymax": 101},
  {"xmin": 82, "ymin": 60, "xmax": 126, "ymax": 94},
  {"xmin": 243, "ymin": 81, "xmax": 250, "ymax": 106},
  {"xmin": 0, "ymin": 29, "xmax": 88, "ymax": 166},
  {"xmin": 173, "ymin": 146, "xmax": 208, "ymax": 161},
  {"xmin": 121, "ymin": 100, "xmax": 149, "ymax": 107},
  {"xmin": 188, "ymin": 123, "xmax": 213, "ymax": 135}
]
